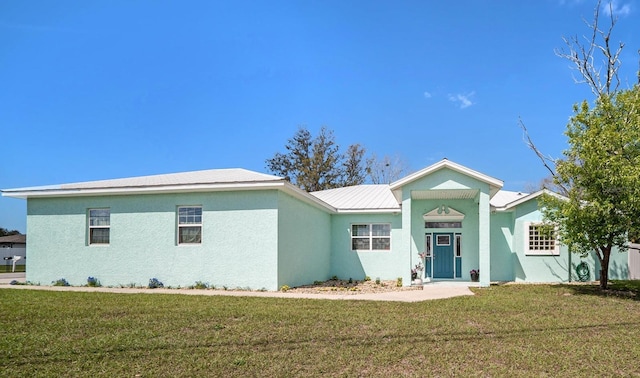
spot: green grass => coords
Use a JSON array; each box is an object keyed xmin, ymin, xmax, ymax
[
  {"xmin": 0, "ymin": 264, "xmax": 25, "ymax": 273},
  {"xmin": 1, "ymin": 284, "xmax": 639, "ymax": 377}
]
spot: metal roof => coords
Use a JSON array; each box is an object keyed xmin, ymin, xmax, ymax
[
  {"xmin": 310, "ymin": 185, "xmax": 400, "ymax": 212},
  {"xmin": 2, "ymin": 169, "xmax": 286, "ymax": 198},
  {"xmin": 60, "ymin": 168, "xmax": 283, "ymax": 189},
  {"xmin": 490, "ymin": 190, "xmax": 529, "ymax": 208}
]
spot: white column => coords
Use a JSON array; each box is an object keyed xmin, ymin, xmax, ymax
[
  {"xmin": 402, "ymin": 193, "xmax": 413, "ymax": 286},
  {"xmin": 478, "ymin": 190, "xmax": 491, "ymax": 287}
]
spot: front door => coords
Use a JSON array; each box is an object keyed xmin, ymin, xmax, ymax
[{"xmin": 433, "ymin": 233, "xmax": 454, "ymax": 278}]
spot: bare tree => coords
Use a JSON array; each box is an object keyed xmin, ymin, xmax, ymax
[
  {"xmin": 554, "ymin": 0, "xmax": 624, "ymax": 97},
  {"xmin": 520, "ymin": 0, "xmax": 633, "ymax": 185},
  {"xmin": 366, "ymin": 154, "xmax": 409, "ymax": 184}
]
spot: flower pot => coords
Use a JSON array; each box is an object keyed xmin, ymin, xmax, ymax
[{"xmin": 470, "ymin": 273, "xmax": 479, "ymax": 282}]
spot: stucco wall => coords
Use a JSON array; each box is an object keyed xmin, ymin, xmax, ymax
[
  {"xmin": 276, "ymin": 192, "xmax": 331, "ymax": 289},
  {"xmin": 489, "ymin": 211, "xmax": 514, "ymax": 281},
  {"xmin": 26, "ymin": 191, "xmax": 281, "ymax": 289},
  {"xmin": 512, "ymin": 200, "xmax": 572, "ymax": 282},
  {"xmin": 511, "ymin": 199, "xmax": 629, "ymax": 282},
  {"xmin": 329, "ymin": 213, "xmax": 403, "ymax": 281}
]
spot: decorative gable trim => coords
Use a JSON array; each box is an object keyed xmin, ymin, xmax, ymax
[{"xmin": 423, "ymin": 205, "xmax": 465, "ymax": 222}]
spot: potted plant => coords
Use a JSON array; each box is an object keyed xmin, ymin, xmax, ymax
[
  {"xmin": 470, "ymin": 269, "xmax": 480, "ymax": 282},
  {"xmin": 411, "ymin": 262, "xmax": 424, "ymax": 284}
]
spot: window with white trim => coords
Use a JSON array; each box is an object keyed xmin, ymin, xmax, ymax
[
  {"xmin": 178, "ymin": 206, "xmax": 202, "ymax": 244},
  {"xmin": 525, "ymin": 222, "xmax": 559, "ymax": 255},
  {"xmin": 88, "ymin": 208, "xmax": 110, "ymax": 245},
  {"xmin": 351, "ymin": 223, "xmax": 391, "ymax": 251}
]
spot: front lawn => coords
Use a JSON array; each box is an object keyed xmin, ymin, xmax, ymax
[
  {"xmin": 0, "ymin": 264, "xmax": 25, "ymax": 273},
  {"xmin": 1, "ymin": 284, "xmax": 639, "ymax": 376}
]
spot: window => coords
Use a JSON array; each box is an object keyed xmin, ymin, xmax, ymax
[
  {"xmin": 455, "ymin": 234, "xmax": 462, "ymax": 257},
  {"xmin": 88, "ymin": 209, "xmax": 110, "ymax": 245},
  {"xmin": 525, "ymin": 222, "xmax": 559, "ymax": 255},
  {"xmin": 436, "ymin": 234, "xmax": 450, "ymax": 246},
  {"xmin": 425, "ymin": 234, "xmax": 432, "ymax": 256},
  {"xmin": 425, "ymin": 221, "xmax": 462, "ymax": 228},
  {"xmin": 178, "ymin": 206, "xmax": 202, "ymax": 244},
  {"xmin": 351, "ymin": 223, "xmax": 391, "ymax": 251}
]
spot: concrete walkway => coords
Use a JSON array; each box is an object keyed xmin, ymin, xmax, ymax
[{"xmin": 0, "ymin": 273, "xmax": 476, "ymax": 302}]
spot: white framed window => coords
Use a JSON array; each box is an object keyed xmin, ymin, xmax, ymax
[
  {"xmin": 524, "ymin": 222, "xmax": 559, "ymax": 256},
  {"xmin": 178, "ymin": 206, "xmax": 202, "ymax": 244},
  {"xmin": 88, "ymin": 208, "xmax": 110, "ymax": 245},
  {"xmin": 436, "ymin": 234, "xmax": 450, "ymax": 246},
  {"xmin": 351, "ymin": 223, "xmax": 391, "ymax": 251}
]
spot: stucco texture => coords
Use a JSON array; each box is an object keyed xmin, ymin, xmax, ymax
[{"xmin": 26, "ymin": 191, "xmax": 282, "ymax": 289}]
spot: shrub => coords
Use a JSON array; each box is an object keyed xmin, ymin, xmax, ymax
[
  {"xmin": 364, "ymin": 276, "xmax": 371, "ymax": 281},
  {"xmin": 331, "ymin": 275, "xmax": 338, "ymax": 281},
  {"xmin": 375, "ymin": 277, "xmax": 381, "ymax": 285},
  {"xmin": 396, "ymin": 277, "xmax": 403, "ymax": 287},
  {"xmin": 313, "ymin": 280, "xmax": 323, "ymax": 285},
  {"xmin": 87, "ymin": 276, "xmax": 101, "ymax": 287},
  {"xmin": 52, "ymin": 278, "xmax": 70, "ymax": 286},
  {"xmin": 280, "ymin": 285, "xmax": 290, "ymax": 292},
  {"xmin": 148, "ymin": 278, "xmax": 164, "ymax": 289},
  {"xmin": 193, "ymin": 281, "xmax": 208, "ymax": 289},
  {"xmin": 348, "ymin": 277, "xmax": 353, "ymax": 284}
]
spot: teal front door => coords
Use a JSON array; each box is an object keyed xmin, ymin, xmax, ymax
[{"xmin": 433, "ymin": 233, "xmax": 454, "ymax": 278}]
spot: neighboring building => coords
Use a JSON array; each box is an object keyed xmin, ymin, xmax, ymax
[
  {"xmin": 1, "ymin": 159, "xmax": 629, "ymax": 289},
  {"xmin": 0, "ymin": 233, "xmax": 26, "ymax": 270}
]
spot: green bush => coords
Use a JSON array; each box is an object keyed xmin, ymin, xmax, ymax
[
  {"xmin": 193, "ymin": 281, "xmax": 209, "ymax": 289},
  {"xmin": 52, "ymin": 278, "xmax": 70, "ymax": 286},
  {"xmin": 87, "ymin": 277, "xmax": 101, "ymax": 287},
  {"xmin": 364, "ymin": 276, "xmax": 371, "ymax": 281},
  {"xmin": 280, "ymin": 285, "xmax": 290, "ymax": 292},
  {"xmin": 396, "ymin": 277, "xmax": 403, "ymax": 287},
  {"xmin": 148, "ymin": 278, "xmax": 164, "ymax": 289}
]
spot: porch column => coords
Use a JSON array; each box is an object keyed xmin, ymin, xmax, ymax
[
  {"xmin": 478, "ymin": 190, "xmax": 491, "ymax": 287},
  {"xmin": 402, "ymin": 193, "xmax": 413, "ymax": 286}
]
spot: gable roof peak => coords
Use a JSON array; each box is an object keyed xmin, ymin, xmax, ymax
[{"xmin": 389, "ymin": 159, "xmax": 503, "ymax": 193}]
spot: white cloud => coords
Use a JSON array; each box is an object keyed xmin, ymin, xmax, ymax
[
  {"xmin": 423, "ymin": 91, "xmax": 432, "ymax": 99},
  {"xmin": 448, "ymin": 91, "xmax": 475, "ymax": 109},
  {"xmin": 603, "ymin": 0, "xmax": 631, "ymax": 16}
]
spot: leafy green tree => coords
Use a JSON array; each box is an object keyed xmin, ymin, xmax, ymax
[
  {"xmin": 266, "ymin": 126, "xmax": 368, "ymax": 191},
  {"xmin": 542, "ymin": 86, "xmax": 640, "ymax": 289},
  {"xmin": 342, "ymin": 143, "xmax": 368, "ymax": 187},
  {"xmin": 522, "ymin": 0, "xmax": 639, "ymax": 289}
]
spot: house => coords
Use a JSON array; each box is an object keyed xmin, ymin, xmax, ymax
[
  {"xmin": 0, "ymin": 233, "xmax": 27, "ymax": 271},
  {"xmin": 1, "ymin": 159, "xmax": 629, "ymax": 290}
]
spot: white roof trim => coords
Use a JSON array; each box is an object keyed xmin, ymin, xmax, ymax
[
  {"xmin": 390, "ymin": 159, "xmax": 503, "ymax": 191},
  {"xmin": 335, "ymin": 208, "xmax": 401, "ymax": 214},
  {"xmin": 2, "ymin": 182, "xmax": 286, "ymax": 199},
  {"xmin": 494, "ymin": 189, "xmax": 566, "ymax": 211},
  {"xmin": 2, "ymin": 178, "xmax": 336, "ymax": 213}
]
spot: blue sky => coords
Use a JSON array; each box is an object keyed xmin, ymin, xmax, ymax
[{"xmin": 1, "ymin": 0, "xmax": 639, "ymax": 233}]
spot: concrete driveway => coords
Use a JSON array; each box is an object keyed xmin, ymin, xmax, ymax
[{"xmin": 0, "ymin": 273, "xmax": 476, "ymax": 302}]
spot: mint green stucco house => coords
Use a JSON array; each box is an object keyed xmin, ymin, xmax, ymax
[{"xmin": 2, "ymin": 159, "xmax": 629, "ymax": 290}]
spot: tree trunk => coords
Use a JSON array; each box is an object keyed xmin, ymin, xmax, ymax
[{"xmin": 598, "ymin": 246, "xmax": 611, "ymax": 290}]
